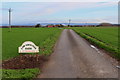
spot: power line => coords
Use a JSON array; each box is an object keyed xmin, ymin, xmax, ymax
[{"xmin": 0, "ymin": 8, "xmax": 9, "ymax": 10}]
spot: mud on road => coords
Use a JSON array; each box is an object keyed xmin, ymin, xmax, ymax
[{"xmin": 38, "ymin": 29, "xmax": 118, "ymax": 78}]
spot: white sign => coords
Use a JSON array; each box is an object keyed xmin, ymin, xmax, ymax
[{"xmin": 19, "ymin": 41, "xmax": 39, "ymax": 53}]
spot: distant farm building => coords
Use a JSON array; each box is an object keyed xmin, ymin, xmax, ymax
[
  {"xmin": 47, "ymin": 24, "xmax": 55, "ymax": 27},
  {"xmin": 54, "ymin": 24, "xmax": 64, "ymax": 27}
]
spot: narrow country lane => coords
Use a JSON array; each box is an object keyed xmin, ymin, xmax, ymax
[{"xmin": 38, "ymin": 29, "xmax": 118, "ymax": 78}]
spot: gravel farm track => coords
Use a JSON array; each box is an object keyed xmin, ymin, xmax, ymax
[{"xmin": 38, "ymin": 29, "xmax": 118, "ymax": 78}]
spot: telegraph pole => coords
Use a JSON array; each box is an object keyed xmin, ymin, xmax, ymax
[
  {"xmin": 8, "ymin": 8, "xmax": 12, "ymax": 32},
  {"xmin": 1, "ymin": 8, "xmax": 12, "ymax": 31},
  {"xmin": 68, "ymin": 19, "xmax": 71, "ymax": 27}
]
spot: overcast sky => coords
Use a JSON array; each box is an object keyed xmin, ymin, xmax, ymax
[{"xmin": 1, "ymin": 1, "xmax": 118, "ymax": 25}]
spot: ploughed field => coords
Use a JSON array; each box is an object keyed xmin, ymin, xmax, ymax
[
  {"xmin": 2, "ymin": 28, "xmax": 62, "ymax": 79},
  {"xmin": 72, "ymin": 27, "xmax": 119, "ymax": 59}
]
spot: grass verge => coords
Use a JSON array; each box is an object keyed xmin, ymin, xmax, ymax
[
  {"xmin": 2, "ymin": 68, "xmax": 40, "ymax": 80},
  {"xmin": 74, "ymin": 31, "xmax": 120, "ymax": 60},
  {"xmin": 40, "ymin": 29, "xmax": 62, "ymax": 55}
]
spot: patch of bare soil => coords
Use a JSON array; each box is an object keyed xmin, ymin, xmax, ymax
[{"xmin": 2, "ymin": 54, "xmax": 48, "ymax": 69}]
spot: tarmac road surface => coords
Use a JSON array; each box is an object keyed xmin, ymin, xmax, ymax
[{"xmin": 38, "ymin": 29, "xmax": 118, "ymax": 78}]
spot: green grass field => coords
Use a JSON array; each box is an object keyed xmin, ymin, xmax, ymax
[
  {"xmin": 2, "ymin": 28, "xmax": 62, "ymax": 79},
  {"xmin": 2, "ymin": 28, "xmax": 62, "ymax": 60},
  {"xmin": 72, "ymin": 27, "xmax": 119, "ymax": 59}
]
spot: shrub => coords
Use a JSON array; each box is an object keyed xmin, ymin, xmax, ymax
[{"xmin": 35, "ymin": 24, "xmax": 41, "ymax": 28}]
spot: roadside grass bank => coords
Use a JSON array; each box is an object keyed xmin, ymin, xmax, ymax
[
  {"xmin": 2, "ymin": 28, "xmax": 62, "ymax": 79},
  {"xmin": 2, "ymin": 68, "xmax": 40, "ymax": 79},
  {"xmin": 71, "ymin": 27, "xmax": 120, "ymax": 60}
]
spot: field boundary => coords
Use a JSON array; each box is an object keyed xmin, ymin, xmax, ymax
[{"xmin": 74, "ymin": 30, "xmax": 120, "ymax": 60}]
